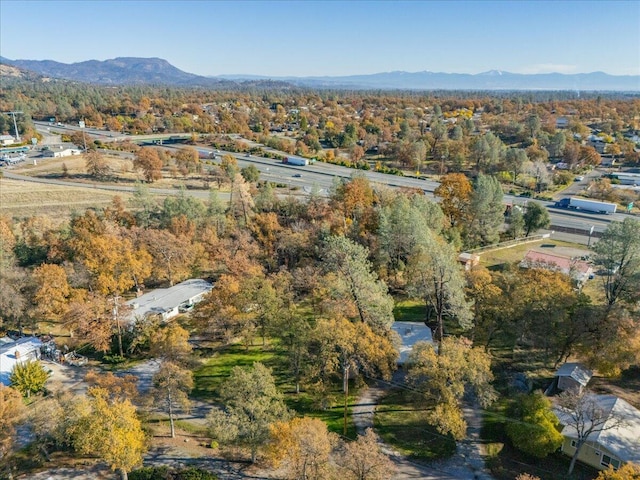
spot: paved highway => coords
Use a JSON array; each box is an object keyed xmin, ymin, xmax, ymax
[{"xmin": 30, "ymin": 124, "xmax": 633, "ymax": 240}]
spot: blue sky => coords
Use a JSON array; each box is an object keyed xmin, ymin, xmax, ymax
[{"xmin": 1, "ymin": 0, "xmax": 638, "ymax": 76}]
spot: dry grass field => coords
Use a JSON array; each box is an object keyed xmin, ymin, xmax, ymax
[{"xmin": 0, "ymin": 177, "xmax": 130, "ymax": 221}]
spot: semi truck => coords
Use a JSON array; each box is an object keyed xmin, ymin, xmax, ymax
[
  {"xmin": 555, "ymin": 197, "xmax": 617, "ymax": 214},
  {"xmin": 283, "ymin": 156, "xmax": 309, "ymax": 166}
]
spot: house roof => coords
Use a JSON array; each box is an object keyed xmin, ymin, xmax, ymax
[
  {"xmin": 391, "ymin": 321, "xmax": 433, "ymax": 364},
  {"xmin": 555, "ymin": 362, "xmax": 593, "ymax": 387},
  {"xmin": 520, "ymin": 250, "xmax": 592, "ymax": 281},
  {"xmin": 0, "ymin": 336, "xmax": 43, "ymax": 356},
  {"xmin": 126, "ymin": 278, "xmax": 212, "ymax": 321},
  {"xmin": 556, "ymin": 394, "xmax": 640, "ymax": 464}
]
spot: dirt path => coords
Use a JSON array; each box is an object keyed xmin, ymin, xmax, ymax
[{"xmin": 352, "ymin": 373, "xmax": 494, "ymax": 480}]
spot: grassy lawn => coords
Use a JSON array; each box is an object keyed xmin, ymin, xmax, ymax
[
  {"xmin": 374, "ymin": 390, "xmax": 456, "ymax": 461},
  {"xmin": 478, "ymin": 239, "xmax": 592, "ymax": 271},
  {"xmin": 192, "ymin": 342, "xmax": 359, "ymax": 438},
  {"xmin": 393, "ymin": 299, "xmax": 425, "ymax": 322}
]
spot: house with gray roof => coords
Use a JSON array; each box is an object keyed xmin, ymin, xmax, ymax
[
  {"xmin": 555, "ymin": 362, "xmax": 593, "ymax": 393},
  {"xmin": 0, "ymin": 337, "xmax": 43, "ymax": 386},
  {"xmin": 555, "ymin": 394, "xmax": 640, "ymax": 471},
  {"xmin": 126, "ymin": 278, "xmax": 212, "ymax": 323}
]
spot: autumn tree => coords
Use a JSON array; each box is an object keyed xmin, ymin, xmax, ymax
[
  {"xmin": 506, "ymin": 391, "xmax": 563, "ymax": 458},
  {"xmin": 174, "ymin": 146, "xmax": 200, "ymax": 175},
  {"xmin": 307, "ymin": 317, "xmax": 398, "ymax": 434},
  {"xmin": 336, "ymin": 428, "xmax": 395, "ymax": 480},
  {"xmin": 206, "ymin": 363, "xmax": 290, "ymax": 462},
  {"xmin": 141, "ymin": 228, "xmax": 196, "ymax": 286},
  {"xmin": 85, "ymin": 149, "xmax": 110, "ymax": 180},
  {"xmin": 64, "ymin": 387, "xmax": 146, "ymax": 480},
  {"xmin": 134, "ymin": 147, "xmax": 163, "ymax": 182},
  {"xmin": 266, "ymin": 417, "xmax": 337, "ymax": 480},
  {"xmin": 407, "ymin": 338, "xmax": 495, "ymax": 439},
  {"xmin": 10, "ymin": 360, "xmax": 50, "ymax": 398},
  {"xmin": 32, "ymin": 263, "xmax": 72, "ymax": 322},
  {"xmin": 85, "ymin": 370, "xmax": 139, "ymax": 402},
  {"xmin": 434, "ymin": 173, "xmax": 472, "ymax": 228},
  {"xmin": 0, "ymin": 384, "xmax": 25, "ymax": 461},
  {"xmin": 595, "ymin": 463, "xmax": 640, "ymax": 480}
]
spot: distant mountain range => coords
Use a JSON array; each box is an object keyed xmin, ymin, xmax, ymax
[{"xmin": 1, "ymin": 56, "xmax": 638, "ymax": 91}]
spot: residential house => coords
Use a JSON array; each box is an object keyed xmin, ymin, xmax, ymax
[
  {"xmin": 0, "ymin": 337, "xmax": 43, "ymax": 386},
  {"xmin": 555, "ymin": 362, "xmax": 593, "ymax": 393},
  {"xmin": 556, "ymin": 117, "xmax": 570, "ymax": 129},
  {"xmin": 555, "ymin": 394, "xmax": 640, "ymax": 471},
  {"xmin": 520, "ymin": 250, "xmax": 593, "ymax": 284},
  {"xmin": 126, "ymin": 278, "xmax": 213, "ymax": 323}
]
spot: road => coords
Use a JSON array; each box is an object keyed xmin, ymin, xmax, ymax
[{"xmin": 27, "ymin": 124, "xmax": 635, "ymax": 240}]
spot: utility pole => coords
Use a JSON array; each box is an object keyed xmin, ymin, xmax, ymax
[
  {"xmin": 2, "ymin": 111, "xmax": 24, "ymax": 142},
  {"xmin": 113, "ymin": 294, "xmax": 124, "ymax": 357}
]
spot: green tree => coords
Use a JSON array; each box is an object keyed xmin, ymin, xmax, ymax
[
  {"xmin": 523, "ymin": 201, "xmax": 551, "ymax": 236},
  {"xmin": 593, "ymin": 218, "xmax": 640, "ymax": 307},
  {"xmin": 466, "ymin": 174, "xmax": 504, "ymax": 247},
  {"xmin": 406, "ymin": 232, "xmax": 473, "ymax": 342},
  {"xmin": 130, "ymin": 182, "xmax": 159, "ymax": 228},
  {"xmin": 407, "ymin": 338, "xmax": 495, "ymax": 440},
  {"xmin": 322, "ymin": 235, "xmax": 394, "ymax": 330},
  {"xmin": 241, "ymin": 164, "xmax": 260, "ymax": 183},
  {"xmin": 10, "ymin": 360, "xmax": 49, "ymax": 398},
  {"xmin": 377, "ymin": 193, "xmax": 444, "ymax": 283},
  {"xmin": 506, "ymin": 391, "xmax": 563, "ymax": 458},
  {"xmin": 206, "ymin": 362, "xmax": 290, "ymax": 463},
  {"xmin": 151, "ymin": 361, "xmax": 193, "ymax": 438},
  {"xmin": 506, "ymin": 207, "xmax": 525, "ymax": 239}
]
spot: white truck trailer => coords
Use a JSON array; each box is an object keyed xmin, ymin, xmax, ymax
[
  {"xmin": 283, "ymin": 156, "xmax": 309, "ymax": 166},
  {"xmin": 555, "ymin": 197, "xmax": 617, "ymax": 214}
]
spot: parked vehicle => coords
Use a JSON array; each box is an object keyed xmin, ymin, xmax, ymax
[{"xmin": 554, "ymin": 197, "xmax": 617, "ymax": 214}]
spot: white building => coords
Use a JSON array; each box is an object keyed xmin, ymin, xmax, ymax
[
  {"xmin": 42, "ymin": 147, "xmax": 82, "ymax": 158},
  {"xmin": 0, "ymin": 135, "xmax": 15, "ymax": 146},
  {"xmin": 126, "ymin": 278, "xmax": 213, "ymax": 323},
  {"xmin": 0, "ymin": 337, "xmax": 43, "ymax": 386}
]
